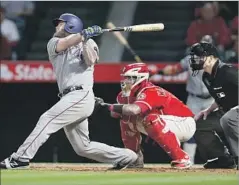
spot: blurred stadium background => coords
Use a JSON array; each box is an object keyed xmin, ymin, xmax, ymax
[{"xmin": 0, "ymin": 1, "xmax": 238, "ymax": 165}]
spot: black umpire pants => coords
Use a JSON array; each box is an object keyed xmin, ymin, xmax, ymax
[{"xmin": 194, "ymin": 110, "xmax": 232, "ymax": 161}]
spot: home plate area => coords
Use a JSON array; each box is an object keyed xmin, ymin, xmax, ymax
[{"xmin": 30, "ymin": 163, "xmax": 237, "ymax": 174}]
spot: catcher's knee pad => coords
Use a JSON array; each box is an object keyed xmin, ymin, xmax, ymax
[{"xmin": 143, "ymin": 114, "xmax": 169, "ymax": 134}]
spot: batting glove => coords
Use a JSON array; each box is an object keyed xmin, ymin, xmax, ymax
[{"xmin": 82, "ymin": 25, "xmax": 103, "ymax": 40}]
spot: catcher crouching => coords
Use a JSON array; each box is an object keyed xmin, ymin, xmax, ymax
[{"xmin": 100, "ymin": 63, "xmax": 196, "ymax": 169}]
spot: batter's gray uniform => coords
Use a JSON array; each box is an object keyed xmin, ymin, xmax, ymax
[
  {"xmin": 11, "ymin": 38, "xmax": 137, "ymax": 165},
  {"xmin": 180, "ymin": 55, "xmax": 214, "ymax": 115},
  {"xmin": 220, "ymin": 106, "xmax": 239, "ymax": 157}
]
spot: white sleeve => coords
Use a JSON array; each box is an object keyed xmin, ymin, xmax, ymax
[
  {"xmin": 47, "ymin": 37, "xmax": 60, "ymax": 57},
  {"xmin": 9, "ymin": 21, "xmax": 20, "ymax": 42},
  {"xmin": 82, "ymin": 39, "xmax": 99, "ymax": 66}
]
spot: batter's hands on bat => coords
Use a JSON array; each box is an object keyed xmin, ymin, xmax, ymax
[
  {"xmin": 82, "ymin": 25, "xmax": 103, "ymax": 40},
  {"xmin": 194, "ymin": 108, "xmax": 211, "ymax": 121}
]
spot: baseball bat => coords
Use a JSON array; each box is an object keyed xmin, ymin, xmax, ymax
[
  {"xmin": 102, "ymin": 23, "xmax": 164, "ymax": 33},
  {"xmin": 106, "ymin": 22, "xmax": 142, "ymax": 63}
]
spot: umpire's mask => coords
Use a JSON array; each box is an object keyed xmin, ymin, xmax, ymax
[{"xmin": 189, "ymin": 42, "xmax": 219, "ymax": 76}]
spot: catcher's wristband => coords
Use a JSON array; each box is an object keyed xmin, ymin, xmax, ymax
[{"xmin": 109, "ymin": 104, "xmax": 124, "ymax": 114}]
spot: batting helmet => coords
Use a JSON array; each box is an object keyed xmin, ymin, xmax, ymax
[{"xmin": 52, "ymin": 13, "xmax": 83, "ymax": 34}]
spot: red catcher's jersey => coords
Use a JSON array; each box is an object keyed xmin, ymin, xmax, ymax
[{"xmin": 116, "ymin": 82, "xmax": 194, "ymax": 117}]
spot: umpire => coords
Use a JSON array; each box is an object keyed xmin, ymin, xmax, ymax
[
  {"xmin": 160, "ymin": 35, "xmax": 215, "ymax": 164},
  {"xmin": 189, "ymin": 41, "xmax": 238, "ymax": 169}
]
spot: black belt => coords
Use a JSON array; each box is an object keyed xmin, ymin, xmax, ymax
[
  {"xmin": 189, "ymin": 93, "xmax": 211, "ymax": 99},
  {"xmin": 58, "ymin": 86, "xmax": 83, "ymax": 98}
]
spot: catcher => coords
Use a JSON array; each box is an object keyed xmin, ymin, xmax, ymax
[{"xmin": 100, "ymin": 63, "xmax": 196, "ymax": 169}]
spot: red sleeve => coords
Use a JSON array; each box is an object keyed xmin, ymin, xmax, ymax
[
  {"xmin": 134, "ymin": 88, "xmax": 166, "ymax": 114},
  {"xmin": 231, "ymin": 16, "xmax": 238, "ymax": 33},
  {"xmin": 186, "ymin": 21, "xmax": 199, "ymax": 46},
  {"xmin": 217, "ymin": 17, "xmax": 231, "ymax": 47}
]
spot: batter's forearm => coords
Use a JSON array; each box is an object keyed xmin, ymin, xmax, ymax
[
  {"xmin": 56, "ymin": 33, "xmax": 84, "ymax": 52},
  {"xmin": 82, "ymin": 42, "xmax": 99, "ymax": 66}
]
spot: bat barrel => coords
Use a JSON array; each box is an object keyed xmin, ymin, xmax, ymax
[{"xmin": 102, "ymin": 27, "xmax": 125, "ymax": 32}]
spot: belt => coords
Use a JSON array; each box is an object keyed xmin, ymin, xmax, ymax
[
  {"xmin": 58, "ymin": 86, "xmax": 83, "ymax": 98},
  {"xmin": 189, "ymin": 93, "xmax": 211, "ymax": 99}
]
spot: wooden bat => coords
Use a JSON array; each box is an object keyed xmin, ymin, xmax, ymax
[
  {"xmin": 102, "ymin": 23, "xmax": 164, "ymax": 33},
  {"xmin": 106, "ymin": 22, "xmax": 143, "ymax": 63}
]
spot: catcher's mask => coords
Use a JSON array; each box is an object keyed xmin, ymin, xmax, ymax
[
  {"xmin": 189, "ymin": 42, "xmax": 219, "ymax": 76},
  {"xmin": 120, "ymin": 63, "xmax": 149, "ymax": 97}
]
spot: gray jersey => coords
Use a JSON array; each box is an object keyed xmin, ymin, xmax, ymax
[
  {"xmin": 180, "ymin": 55, "xmax": 210, "ymax": 96},
  {"xmin": 47, "ymin": 38, "xmax": 99, "ymax": 92}
]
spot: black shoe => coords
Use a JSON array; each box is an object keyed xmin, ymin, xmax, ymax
[
  {"xmin": 0, "ymin": 157, "xmax": 29, "ymax": 169},
  {"xmin": 108, "ymin": 161, "xmax": 132, "ymax": 170},
  {"xmin": 204, "ymin": 155, "xmax": 236, "ymax": 169}
]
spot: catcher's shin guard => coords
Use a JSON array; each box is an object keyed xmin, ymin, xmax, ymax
[{"xmin": 143, "ymin": 114, "xmax": 187, "ymax": 160}]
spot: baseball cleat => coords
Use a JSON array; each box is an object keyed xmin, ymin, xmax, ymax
[
  {"xmin": 0, "ymin": 157, "xmax": 29, "ymax": 169},
  {"xmin": 127, "ymin": 150, "xmax": 144, "ymax": 169},
  {"xmin": 171, "ymin": 158, "xmax": 192, "ymax": 169}
]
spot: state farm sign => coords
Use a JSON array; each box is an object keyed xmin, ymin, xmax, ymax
[
  {"xmin": 1, "ymin": 61, "xmax": 237, "ymax": 83},
  {"xmin": 0, "ymin": 63, "xmax": 56, "ymax": 82}
]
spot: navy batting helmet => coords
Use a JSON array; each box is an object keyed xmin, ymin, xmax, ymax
[{"xmin": 52, "ymin": 13, "xmax": 83, "ymax": 34}]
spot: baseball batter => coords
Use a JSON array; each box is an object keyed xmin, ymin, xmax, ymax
[{"xmin": 0, "ymin": 13, "xmax": 137, "ymax": 170}]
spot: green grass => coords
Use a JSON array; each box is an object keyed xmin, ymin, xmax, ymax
[{"xmin": 1, "ymin": 170, "xmax": 238, "ymax": 185}]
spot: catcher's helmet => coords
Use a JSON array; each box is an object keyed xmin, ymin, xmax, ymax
[
  {"xmin": 52, "ymin": 13, "xmax": 83, "ymax": 34},
  {"xmin": 189, "ymin": 42, "xmax": 219, "ymax": 74},
  {"xmin": 120, "ymin": 63, "xmax": 149, "ymax": 97}
]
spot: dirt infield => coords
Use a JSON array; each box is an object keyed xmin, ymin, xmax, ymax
[{"xmin": 29, "ymin": 163, "xmax": 238, "ymax": 175}]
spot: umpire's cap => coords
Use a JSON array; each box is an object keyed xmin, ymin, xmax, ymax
[{"xmin": 52, "ymin": 13, "xmax": 83, "ymax": 34}]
